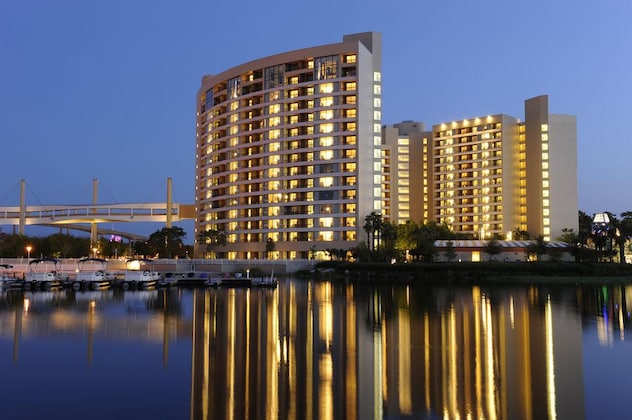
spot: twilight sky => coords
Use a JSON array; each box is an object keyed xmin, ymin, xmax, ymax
[{"xmin": 1, "ymin": 0, "xmax": 630, "ymax": 241}]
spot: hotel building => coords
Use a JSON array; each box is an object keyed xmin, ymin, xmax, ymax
[
  {"xmin": 383, "ymin": 95, "xmax": 578, "ymax": 241},
  {"xmin": 195, "ymin": 32, "xmax": 383, "ymax": 259}
]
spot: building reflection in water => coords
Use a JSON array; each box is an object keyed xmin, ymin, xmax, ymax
[
  {"xmin": 190, "ymin": 281, "xmax": 595, "ymax": 420},
  {"xmin": 6, "ymin": 281, "xmax": 632, "ymax": 418}
]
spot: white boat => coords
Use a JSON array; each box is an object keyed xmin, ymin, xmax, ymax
[
  {"xmin": 251, "ymin": 264, "xmax": 278, "ymax": 287},
  {"xmin": 0, "ymin": 264, "xmax": 22, "ymax": 289},
  {"xmin": 251, "ymin": 275, "xmax": 278, "ymax": 287},
  {"xmin": 74, "ymin": 258, "xmax": 112, "ymax": 289},
  {"xmin": 123, "ymin": 258, "xmax": 161, "ymax": 289},
  {"xmin": 25, "ymin": 258, "xmax": 64, "ymax": 289}
]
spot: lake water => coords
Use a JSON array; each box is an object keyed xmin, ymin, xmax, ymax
[{"xmin": 0, "ymin": 278, "xmax": 630, "ymax": 419}]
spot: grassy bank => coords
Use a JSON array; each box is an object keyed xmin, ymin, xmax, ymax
[{"xmin": 306, "ymin": 261, "xmax": 632, "ymax": 285}]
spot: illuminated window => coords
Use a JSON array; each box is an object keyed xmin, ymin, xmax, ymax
[
  {"xmin": 345, "ymin": 96, "xmax": 357, "ymax": 105},
  {"xmin": 344, "ymin": 82, "xmax": 356, "ymax": 91},
  {"xmin": 320, "ymin": 177, "xmax": 334, "ymax": 187},
  {"xmin": 373, "ymin": 84, "xmax": 381, "ymax": 95},
  {"xmin": 374, "ymin": 110, "xmax": 381, "ymax": 120},
  {"xmin": 320, "ymin": 110, "xmax": 334, "ymax": 120},
  {"xmin": 320, "ymin": 123, "xmax": 334, "ymax": 133},
  {"xmin": 321, "ymin": 97, "xmax": 334, "ymax": 107},
  {"xmin": 319, "ymin": 231, "xmax": 334, "ymax": 241},
  {"xmin": 541, "ymin": 124, "xmax": 548, "ymax": 131},
  {"xmin": 344, "ymin": 54, "xmax": 357, "ymax": 63},
  {"xmin": 374, "ymin": 72, "xmax": 381, "ymax": 82},
  {"xmin": 345, "ymin": 109, "xmax": 356, "ymax": 118},
  {"xmin": 320, "ymin": 217, "xmax": 334, "ymax": 228},
  {"xmin": 320, "ymin": 150, "xmax": 334, "ymax": 160},
  {"xmin": 319, "ymin": 83, "xmax": 334, "ymax": 94}
]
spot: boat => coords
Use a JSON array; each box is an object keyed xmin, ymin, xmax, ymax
[
  {"xmin": 74, "ymin": 258, "xmax": 112, "ymax": 290},
  {"xmin": 122, "ymin": 258, "xmax": 161, "ymax": 289},
  {"xmin": 251, "ymin": 265, "xmax": 278, "ymax": 287},
  {"xmin": 251, "ymin": 275, "xmax": 278, "ymax": 287},
  {"xmin": 206, "ymin": 272, "xmax": 251, "ymax": 287},
  {"xmin": 0, "ymin": 264, "xmax": 23, "ymax": 289},
  {"xmin": 25, "ymin": 258, "xmax": 64, "ymax": 289}
]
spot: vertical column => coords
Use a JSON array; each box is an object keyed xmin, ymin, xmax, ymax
[
  {"xmin": 91, "ymin": 178, "xmax": 98, "ymax": 245},
  {"xmin": 166, "ymin": 177, "xmax": 173, "ymax": 228},
  {"xmin": 19, "ymin": 179, "xmax": 26, "ymax": 235}
]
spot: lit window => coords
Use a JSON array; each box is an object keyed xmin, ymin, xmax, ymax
[
  {"xmin": 319, "ymin": 83, "xmax": 334, "ymax": 94},
  {"xmin": 374, "ymin": 136, "xmax": 381, "ymax": 145},
  {"xmin": 320, "ymin": 177, "xmax": 334, "ymax": 187},
  {"xmin": 321, "ymin": 97, "xmax": 334, "ymax": 107},
  {"xmin": 320, "ymin": 217, "xmax": 333, "ymax": 228},
  {"xmin": 374, "ymin": 72, "xmax": 381, "ymax": 82},
  {"xmin": 373, "ymin": 84, "xmax": 381, "ymax": 95},
  {"xmin": 541, "ymin": 124, "xmax": 548, "ymax": 131},
  {"xmin": 374, "ymin": 98, "xmax": 381, "ymax": 108},
  {"xmin": 374, "ymin": 110, "xmax": 381, "ymax": 120},
  {"xmin": 344, "ymin": 82, "xmax": 356, "ymax": 91},
  {"xmin": 345, "ymin": 54, "xmax": 357, "ymax": 63},
  {"xmin": 320, "ymin": 123, "xmax": 334, "ymax": 133},
  {"xmin": 319, "ymin": 231, "xmax": 334, "ymax": 241},
  {"xmin": 320, "ymin": 110, "xmax": 334, "ymax": 120},
  {"xmin": 320, "ymin": 150, "xmax": 333, "ymax": 160},
  {"xmin": 345, "ymin": 96, "xmax": 357, "ymax": 105}
]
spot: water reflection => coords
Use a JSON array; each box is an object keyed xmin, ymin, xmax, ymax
[
  {"xmin": 189, "ymin": 281, "xmax": 630, "ymax": 420},
  {"xmin": 0, "ymin": 280, "xmax": 631, "ymax": 419},
  {"xmin": 0, "ymin": 288, "xmax": 189, "ymax": 367}
]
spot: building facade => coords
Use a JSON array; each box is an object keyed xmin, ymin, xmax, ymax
[
  {"xmin": 195, "ymin": 32, "xmax": 383, "ymax": 259},
  {"xmin": 386, "ymin": 95, "xmax": 578, "ymax": 241}
]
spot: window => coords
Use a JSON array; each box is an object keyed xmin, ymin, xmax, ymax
[
  {"xmin": 320, "ymin": 97, "xmax": 334, "ymax": 107},
  {"xmin": 228, "ymin": 77, "xmax": 240, "ymax": 98},
  {"xmin": 319, "ymin": 83, "xmax": 334, "ymax": 94},
  {"xmin": 264, "ymin": 65, "xmax": 284, "ymax": 89},
  {"xmin": 315, "ymin": 55, "xmax": 339, "ymax": 80}
]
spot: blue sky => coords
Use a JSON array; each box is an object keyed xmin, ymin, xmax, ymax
[{"xmin": 1, "ymin": 0, "xmax": 631, "ymax": 241}]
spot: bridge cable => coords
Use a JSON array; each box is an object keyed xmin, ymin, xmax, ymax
[{"xmin": 0, "ymin": 181, "xmax": 20, "ymax": 205}]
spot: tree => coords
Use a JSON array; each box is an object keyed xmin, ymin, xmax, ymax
[
  {"xmin": 485, "ymin": 238, "xmax": 502, "ymax": 261},
  {"xmin": 395, "ymin": 220, "xmax": 419, "ymax": 261},
  {"xmin": 616, "ymin": 211, "xmax": 632, "ymax": 263},
  {"xmin": 512, "ymin": 228, "xmax": 530, "ymax": 240},
  {"xmin": 444, "ymin": 240, "xmax": 457, "ymax": 262},
  {"xmin": 526, "ymin": 235, "xmax": 548, "ymax": 261},
  {"xmin": 265, "ymin": 238, "xmax": 276, "ymax": 259},
  {"xmin": 558, "ymin": 228, "xmax": 584, "ymax": 262},
  {"xmin": 363, "ymin": 212, "xmax": 383, "ymax": 252},
  {"xmin": 196, "ymin": 229, "xmax": 226, "ymax": 258},
  {"xmin": 147, "ymin": 226, "xmax": 186, "ymax": 258}
]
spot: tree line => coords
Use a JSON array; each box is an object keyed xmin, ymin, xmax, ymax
[
  {"xmin": 2, "ymin": 210, "xmax": 631, "ymax": 263},
  {"xmin": 0, "ymin": 227, "xmax": 193, "ymax": 259}
]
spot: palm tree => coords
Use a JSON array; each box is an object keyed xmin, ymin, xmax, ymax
[{"xmin": 363, "ymin": 212, "xmax": 383, "ymax": 252}]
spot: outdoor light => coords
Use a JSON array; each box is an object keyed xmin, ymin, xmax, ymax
[{"xmin": 25, "ymin": 245, "xmax": 32, "ymax": 260}]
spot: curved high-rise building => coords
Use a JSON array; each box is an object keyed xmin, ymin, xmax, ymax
[{"xmin": 195, "ymin": 32, "xmax": 382, "ymax": 259}]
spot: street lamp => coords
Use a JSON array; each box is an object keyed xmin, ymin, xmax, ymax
[{"xmin": 25, "ymin": 245, "xmax": 32, "ymax": 261}]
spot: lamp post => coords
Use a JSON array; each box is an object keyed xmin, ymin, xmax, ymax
[{"xmin": 25, "ymin": 245, "xmax": 32, "ymax": 261}]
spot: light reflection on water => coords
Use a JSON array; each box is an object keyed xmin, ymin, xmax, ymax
[{"xmin": 0, "ymin": 279, "xmax": 630, "ymax": 419}]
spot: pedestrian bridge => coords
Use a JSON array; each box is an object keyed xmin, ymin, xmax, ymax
[
  {"xmin": 0, "ymin": 202, "xmax": 195, "ymax": 240},
  {"xmin": 0, "ymin": 178, "xmax": 194, "ymax": 241},
  {"xmin": 0, "ymin": 202, "xmax": 194, "ymax": 225}
]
